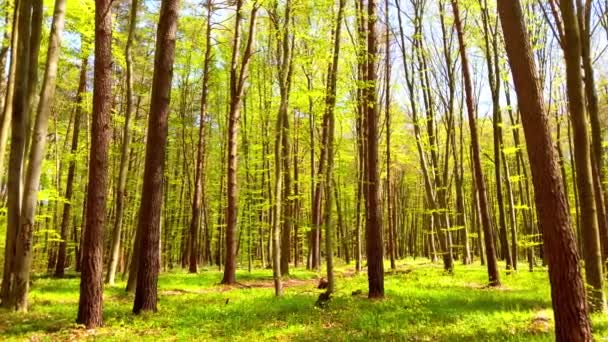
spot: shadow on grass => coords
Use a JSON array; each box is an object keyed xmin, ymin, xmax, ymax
[{"xmin": 0, "ymin": 266, "xmax": 556, "ymax": 341}]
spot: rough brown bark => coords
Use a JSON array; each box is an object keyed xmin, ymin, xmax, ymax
[
  {"xmin": 76, "ymin": 0, "xmax": 113, "ymax": 328},
  {"xmin": 364, "ymin": 0, "xmax": 384, "ymax": 298},
  {"xmin": 133, "ymin": 0, "xmax": 180, "ymax": 314},
  {"xmin": 498, "ymin": 0, "xmax": 593, "ymax": 339}
]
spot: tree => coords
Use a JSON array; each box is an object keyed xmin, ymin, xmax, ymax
[
  {"xmin": 364, "ymin": 0, "xmax": 384, "ymax": 299},
  {"xmin": 450, "ymin": 0, "xmax": 500, "ymax": 286},
  {"xmin": 322, "ymin": 0, "xmax": 346, "ymax": 298},
  {"xmin": 497, "ymin": 0, "xmax": 593, "ymax": 339},
  {"xmin": 76, "ymin": 0, "xmax": 113, "ymax": 328},
  {"xmin": 106, "ymin": 0, "xmax": 139, "ymax": 285},
  {"xmin": 133, "ymin": 0, "xmax": 180, "ymax": 314},
  {"xmin": 554, "ymin": 0, "xmax": 606, "ymax": 312},
  {"xmin": 188, "ymin": 0, "xmax": 213, "ymax": 275},
  {"xmin": 221, "ymin": 0, "xmax": 258, "ymax": 285},
  {"xmin": 1, "ymin": 0, "xmax": 36, "ymax": 308},
  {"xmin": 12, "ymin": 0, "xmax": 68, "ymax": 310},
  {"xmin": 56, "ymin": 57, "xmax": 87, "ymax": 278},
  {"xmin": 270, "ymin": 0, "xmax": 294, "ymax": 294}
]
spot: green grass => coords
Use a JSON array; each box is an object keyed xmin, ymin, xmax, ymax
[{"xmin": 1, "ymin": 259, "xmax": 607, "ymax": 341}]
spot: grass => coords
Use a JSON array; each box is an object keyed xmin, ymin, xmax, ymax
[{"xmin": 1, "ymin": 258, "xmax": 607, "ymax": 341}]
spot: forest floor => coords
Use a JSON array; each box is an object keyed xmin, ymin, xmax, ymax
[{"xmin": 1, "ymin": 259, "xmax": 607, "ymax": 341}]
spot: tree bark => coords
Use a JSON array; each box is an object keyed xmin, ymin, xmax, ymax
[
  {"xmin": 498, "ymin": 0, "xmax": 593, "ymax": 339},
  {"xmin": 364, "ymin": 0, "xmax": 384, "ymax": 298},
  {"xmin": 450, "ymin": 0, "xmax": 500, "ymax": 286},
  {"xmin": 557, "ymin": 0, "xmax": 606, "ymax": 312},
  {"xmin": 133, "ymin": 0, "xmax": 180, "ymax": 314},
  {"xmin": 1, "ymin": 0, "xmax": 35, "ymax": 309},
  {"xmin": 76, "ymin": 0, "xmax": 113, "ymax": 328},
  {"xmin": 222, "ymin": 1, "xmax": 258, "ymax": 285}
]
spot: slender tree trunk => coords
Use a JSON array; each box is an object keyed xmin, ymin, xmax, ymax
[
  {"xmin": 0, "ymin": 5, "xmax": 17, "ymax": 192},
  {"xmin": 106, "ymin": 0, "xmax": 139, "ymax": 285},
  {"xmin": 56, "ymin": 57, "xmax": 87, "ymax": 278},
  {"xmin": 451, "ymin": 0, "xmax": 500, "ymax": 286},
  {"xmin": 188, "ymin": 0, "xmax": 212, "ymax": 274},
  {"xmin": 384, "ymin": 0, "xmax": 395, "ymax": 271},
  {"xmin": 222, "ymin": 1, "xmax": 258, "ymax": 285}
]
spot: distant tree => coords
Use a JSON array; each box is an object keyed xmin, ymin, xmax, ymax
[
  {"xmin": 188, "ymin": 0, "xmax": 213, "ymax": 275},
  {"xmin": 56, "ymin": 57, "xmax": 87, "ymax": 278}
]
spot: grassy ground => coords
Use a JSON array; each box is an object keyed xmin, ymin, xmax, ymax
[{"xmin": 1, "ymin": 259, "xmax": 607, "ymax": 341}]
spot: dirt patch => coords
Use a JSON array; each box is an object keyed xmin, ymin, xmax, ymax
[
  {"xmin": 528, "ymin": 310, "xmax": 552, "ymax": 334},
  {"xmin": 462, "ymin": 282, "xmax": 511, "ymax": 291},
  {"xmin": 385, "ymin": 269, "xmax": 413, "ymax": 276},
  {"xmin": 230, "ymin": 278, "xmax": 315, "ymax": 289},
  {"xmin": 160, "ymin": 278, "xmax": 316, "ymax": 296}
]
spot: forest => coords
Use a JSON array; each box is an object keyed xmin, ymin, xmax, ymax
[{"xmin": 0, "ymin": 0, "xmax": 607, "ymax": 340}]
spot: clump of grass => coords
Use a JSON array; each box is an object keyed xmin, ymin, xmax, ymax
[{"xmin": 0, "ymin": 259, "xmax": 606, "ymax": 341}]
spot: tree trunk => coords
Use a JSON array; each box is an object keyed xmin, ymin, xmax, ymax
[
  {"xmin": 364, "ymin": 0, "xmax": 384, "ymax": 299},
  {"xmin": 106, "ymin": 0, "xmax": 139, "ymax": 285},
  {"xmin": 222, "ymin": 1, "xmax": 258, "ymax": 285},
  {"xmin": 56, "ymin": 58, "xmax": 87, "ymax": 278},
  {"xmin": 188, "ymin": 0, "xmax": 212, "ymax": 274},
  {"xmin": 498, "ymin": 0, "xmax": 593, "ymax": 339},
  {"xmin": 557, "ymin": 0, "xmax": 606, "ymax": 312},
  {"xmin": 1, "ymin": 0, "xmax": 35, "ymax": 309},
  {"xmin": 0, "ymin": 5, "xmax": 17, "ymax": 194},
  {"xmin": 451, "ymin": 0, "xmax": 500, "ymax": 286},
  {"xmin": 76, "ymin": 0, "xmax": 113, "ymax": 328},
  {"xmin": 133, "ymin": 0, "xmax": 180, "ymax": 314}
]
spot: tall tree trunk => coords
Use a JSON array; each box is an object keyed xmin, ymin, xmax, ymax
[
  {"xmin": 1, "ymin": 0, "xmax": 35, "ymax": 308},
  {"xmin": 0, "ymin": 5, "xmax": 17, "ymax": 194},
  {"xmin": 478, "ymin": 0, "xmax": 512, "ymax": 269},
  {"xmin": 222, "ymin": 1, "xmax": 258, "ymax": 285},
  {"xmin": 557, "ymin": 0, "xmax": 606, "ymax": 312},
  {"xmin": 188, "ymin": 0, "xmax": 212, "ymax": 274},
  {"xmin": 384, "ymin": 0, "xmax": 395, "ymax": 271},
  {"xmin": 56, "ymin": 57, "xmax": 87, "ymax": 278},
  {"xmin": 498, "ymin": 0, "xmax": 593, "ymax": 339},
  {"xmin": 578, "ymin": 0, "xmax": 608, "ymax": 268},
  {"xmin": 0, "ymin": 1, "xmax": 17, "ymax": 302},
  {"xmin": 76, "ymin": 0, "xmax": 113, "ymax": 328},
  {"xmin": 364, "ymin": 0, "xmax": 384, "ymax": 298},
  {"xmin": 133, "ymin": 0, "xmax": 180, "ymax": 313},
  {"xmin": 322, "ymin": 0, "xmax": 345, "ymax": 297},
  {"xmin": 106, "ymin": 0, "xmax": 139, "ymax": 285},
  {"xmin": 451, "ymin": 0, "xmax": 500, "ymax": 286},
  {"xmin": 272, "ymin": 0, "xmax": 294, "ymax": 278}
]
